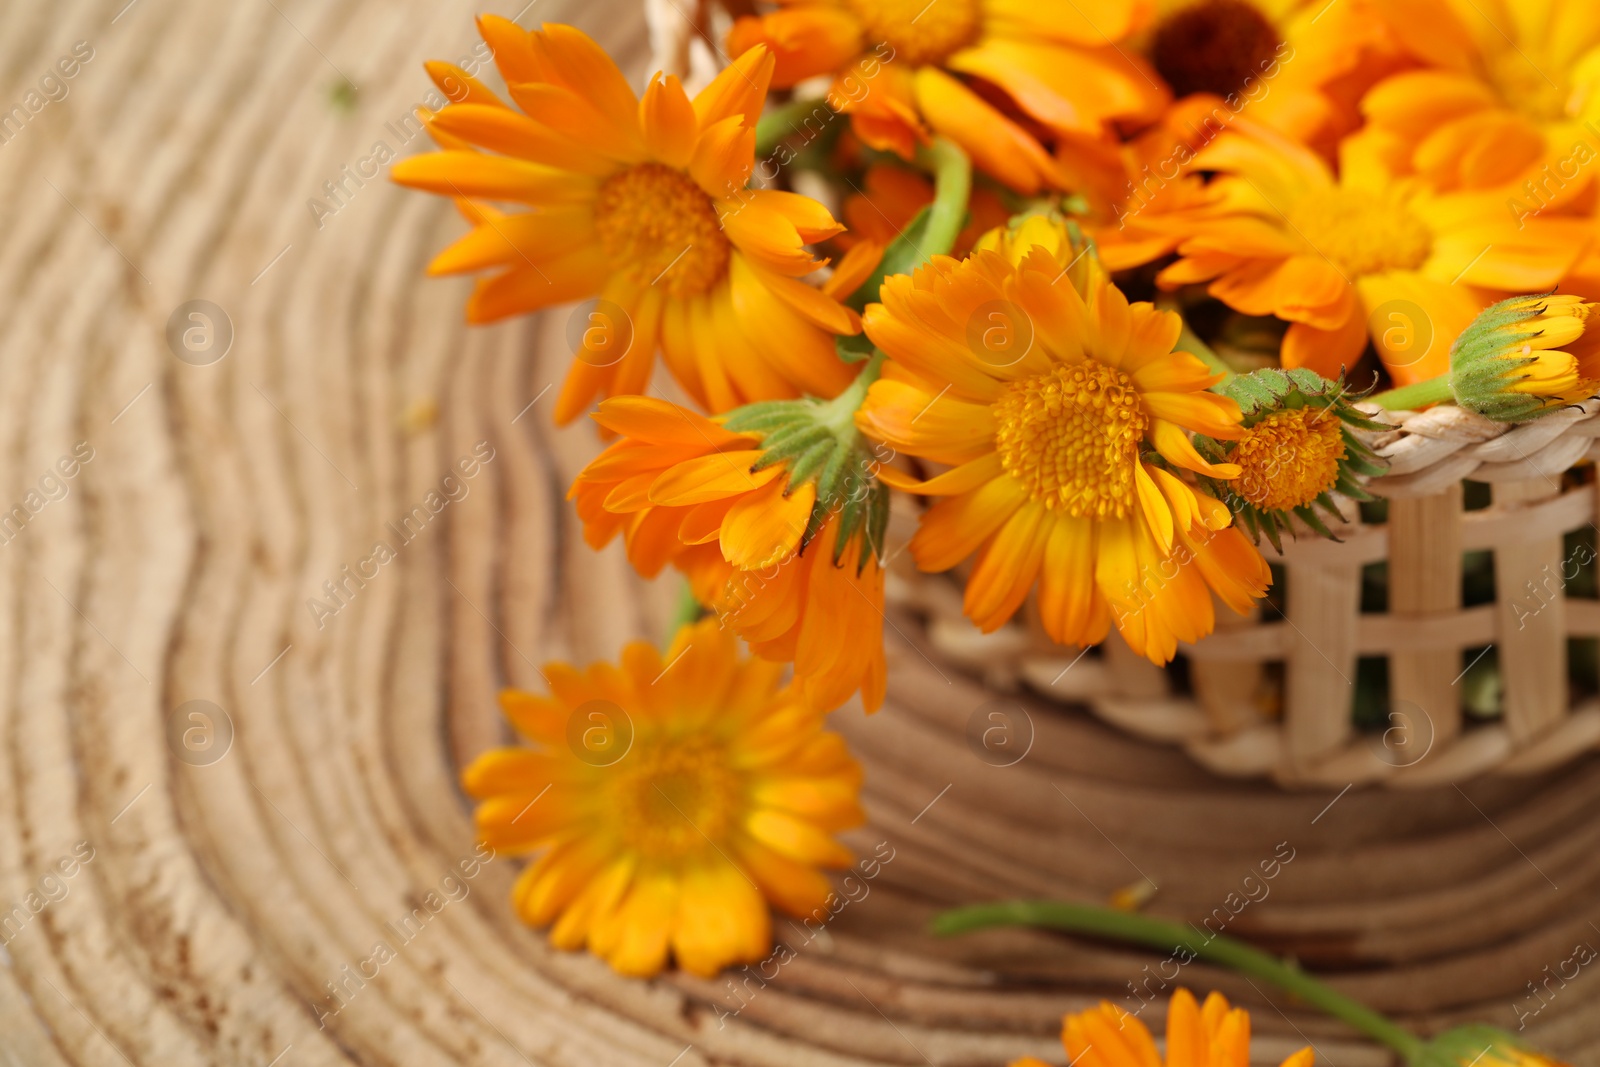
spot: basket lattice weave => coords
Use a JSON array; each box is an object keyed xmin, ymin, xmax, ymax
[{"xmin": 888, "ymin": 400, "xmax": 1600, "ymax": 789}]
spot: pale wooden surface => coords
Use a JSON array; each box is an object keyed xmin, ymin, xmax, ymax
[{"xmin": 1, "ymin": 0, "xmax": 1598, "ymax": 1064}]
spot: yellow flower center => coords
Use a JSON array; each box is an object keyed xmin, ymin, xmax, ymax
[
  {"xmin": 1233, "ymin": 408, "xmax": 1345, "ymax": 513},
  {"xmin": 994, "ymin": 362, "xmax": 1149, "ymax": 517},
  {"xmin": 1485, "ymin": 49, "xmax": 1569, "ymax": 122},
  {"xmin": 594, "ymin": 162, "xmax": 731, "ymax": 298},
  {"xmin": 1287, "ymin": 187, "xmax": 1432, "ymax": 278},
  {"xmin": 609, "ymin": 733, "xmax": 743, "ymax": 862},
  {"xmin": 844, "ymin": 0, "xmax": 982, "ymax": 66},
  {"xmin": 1150, "ymin": 0, "xmax": 1281, "ymax": 99}
]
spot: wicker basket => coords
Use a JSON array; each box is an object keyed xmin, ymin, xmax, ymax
[{"xmin": 888, "ymin": 400, "xmax": 1600, "ymax": 789}]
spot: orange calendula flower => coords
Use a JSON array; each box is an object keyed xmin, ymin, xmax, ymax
[
  {"xmin": 1010, "ymin": 989, "xmax": 1314, "ymax": 1067},
  {"xmin": 391, "ymin": 20, "xmax": 859, "ymax": 423},
  {"xmin": 856, "ymin": 216, "xmax": 1270, "ymax": 664},
  {"xmin": 569, "ymin": 395, "xmax": 888, "ymax": 713},
  {"xmin": 1096, "ymin": 120, "xmax": 1592, "ymax": 386},
  {"xmin": 464, "ymin": 618, "xmax": 864, "ymax": 977},
  {"xmin": 726, "ymin": 0, "xmax": 1166, "ymax": 194},
  {"xmin": 1353, "ymin": 0, "xmax": 1600, "ymax": 197}
]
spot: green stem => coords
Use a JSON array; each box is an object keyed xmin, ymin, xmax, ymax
[
  {"xmin": 1369, "ymin": 374, "xmax": 1454, "ymax": 411},
  {"xmin": 913, "ymin": 137, "xmax": 973, "ymax": 261},
  {"xmin": 818, "ymin": 350, "xmax": 887, "ymax": 434},
  {"xmin": 931, "ymin": 901, "xmax": 1424, "ymax": 1060},
  {"xmin": 1181, "ymin": 322, "xmax": 1234, "ymax": 389},
  {"xmin": 755, "ymin": 96, "xmax": 832, "ymax": 158},
  {"xmin": 666, "ymin": 580, "xmax": 702, "ymax": 641},
  {"xmin": 1155, "ymin": 298, "xmax": 1233, "ymax": 389}
]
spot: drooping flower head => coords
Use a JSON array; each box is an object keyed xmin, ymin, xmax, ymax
[
  {"xmin": 463, "ymin": 618, "xmax": 864, "ymax": 977},
  {"xmin": 569, "ymin": 395, "xmax": 888, "ymax": 713},
  {"xmin": 1095, "ymin": 120, "xmax": 1592, "ymax": 387},
  {"xmin": 1450, "ymin": 292, "xmax": 1600, "ymax": 421},
  {"xmin": 1193, "ymin": 367, "xmax": 1388, "ymax": 549},
  {"xmin": 726, "ymin": 0, "xmax": 1167, "ymax": 194},
  {"xmin": 1010, "ymin": 988, "xmax": 1313, "ymax": 1067},
  {"xmin": 391, "ymin": 20, "xmax": 861, "ymax": 423},
  {"xmin": 856, "ymin": 215, "xmax": 1270, "ymax": 664}
]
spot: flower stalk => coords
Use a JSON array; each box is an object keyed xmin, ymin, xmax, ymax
[
  {"xmin": 913, "ymin": 137, "xmax": 973, "ymax": 263},
  {"xmin": 1370, "ymin": 374, "xmax": 1454, "ymax": 411},
  {"xmin": 931, "ymin": 900, "xmax": 1425, "ymax": 1060}
]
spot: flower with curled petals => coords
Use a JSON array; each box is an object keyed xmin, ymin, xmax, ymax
[
  {"xmin": 569, "ymin": 395, "xmax": 888, "ymax": 713},
  {"xmin": 855, "ymin": 216, "xmax": 1269, "ymax": 664},
  {"xmin": 391, "ymin": 19, "xmax": 861, "ymax": 423}
]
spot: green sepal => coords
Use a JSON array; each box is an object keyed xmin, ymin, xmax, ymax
[
  {"xmin": 754, "ymin": 423, "xmax": 832, "ymax": 465},
  {"xmin": 836, "ymin": 332, "xmax": 876, "ymax": 363},
  {"xmin": 1293, "ymin": 504, "xmax": 1340, "ymax": 541},
  {"xmin": 783, "ymin": 438, "xmax": 836, "ymax": 485},
  {"xmin": 864, "ymin": 480, "xmax": 890, "ymax": 571}
]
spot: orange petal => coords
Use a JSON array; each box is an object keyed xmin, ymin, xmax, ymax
[
  {"xmin": 640, "ymin": 72, "xmax": 699, "ymax": 169},
  {"xmin": 693, "ymin": 43, "xmax": 774, "ymax": 132}
]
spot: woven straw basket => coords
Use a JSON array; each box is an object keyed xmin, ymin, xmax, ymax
[{"xmin": 890, "ymin": 400, "xmax": 1600, "ymax": 790}]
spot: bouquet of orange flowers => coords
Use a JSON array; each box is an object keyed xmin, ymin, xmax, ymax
[{"xmin": 391, "ymin": 5, "xmax": 1597, "ymax": 1053}]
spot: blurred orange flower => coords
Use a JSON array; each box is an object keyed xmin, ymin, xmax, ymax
[
  {"xmin": 465, "ymin": 618, "xmax": 863, "ymax": 977},
  {"xmin": 1096, "ymin": 121, "xmax": 1591, "ymax": 385},
  {"xmin": 727, "ymin": 0, "xmax": 1166, "ymax": 193},
  {"xmin": 1351, "ymin": 0, "xmax": 1600, "ymax": 197}
]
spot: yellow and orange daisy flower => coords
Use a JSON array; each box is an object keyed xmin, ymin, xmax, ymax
[
  {"xmin": 1096, "ymin": 120, "xmax": 1592, "ymax": 385},
  {"xmin": 464, "ymin": 618, "xmax": 864, "ymax": 977},
  {"xmin": 726, "ymin": 0, "xmax": 1167, "ymax": 195},
  {"xmin": 1353, "ymin": 0, "xmax": 1600, "ymax": 198},
  {"xmin": 1010, "ymin": 989, "xmax": 1313, "ymax": 1067},
  {"xmin": 855, "ymin": 217, "xmax": 1270, "ymax": 664},
  {"xmin": 391, "ymin": 20, "xmax": 860, "ymax": 423},
  {"xmin": 569, "ymin": 396, "xmax": 888, "ymax": 713}
]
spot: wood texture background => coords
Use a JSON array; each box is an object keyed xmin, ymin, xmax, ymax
[{"xmin": 0, "ymin": 0, "xmax": 1597, "ymax": 1063}]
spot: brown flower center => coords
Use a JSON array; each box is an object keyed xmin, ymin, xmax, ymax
[
  {"xmin": 844, "ymin": 0, "xmax": 982, "ymax": 66},
  {"xmin": 594, "ymin": 163, "xmax": 731, "ymax": 298},
  {"xmin": 1150, "ymin": 0, "xmax": 1280, "ymax": 100}
]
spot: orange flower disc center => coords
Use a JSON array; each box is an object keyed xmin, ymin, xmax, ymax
[
  {"xmin": 609, "ymin": 734, "xmax": 742, "ymax": 861},
  {"xmin": 1233, "ymin": 408, "xmax": 1345, "ymax": 512},
  {"xmin": 994, "ymin": 361, "xmax": 1148, "ymax": 518},
  {"xmin": 594, "ymin": 162, "xmax": 731, "ymax": 298},
  {"xmin": 1150, "ymin": 0, "xmax": 1280, "ymax": 99},
  {"xmin": 845, "ymin": 0, "xmax": 982, "ymax": 67},
  {"xmin": 1287, "ymin": 187, "xmax": 1432, "ymax": 278}
]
